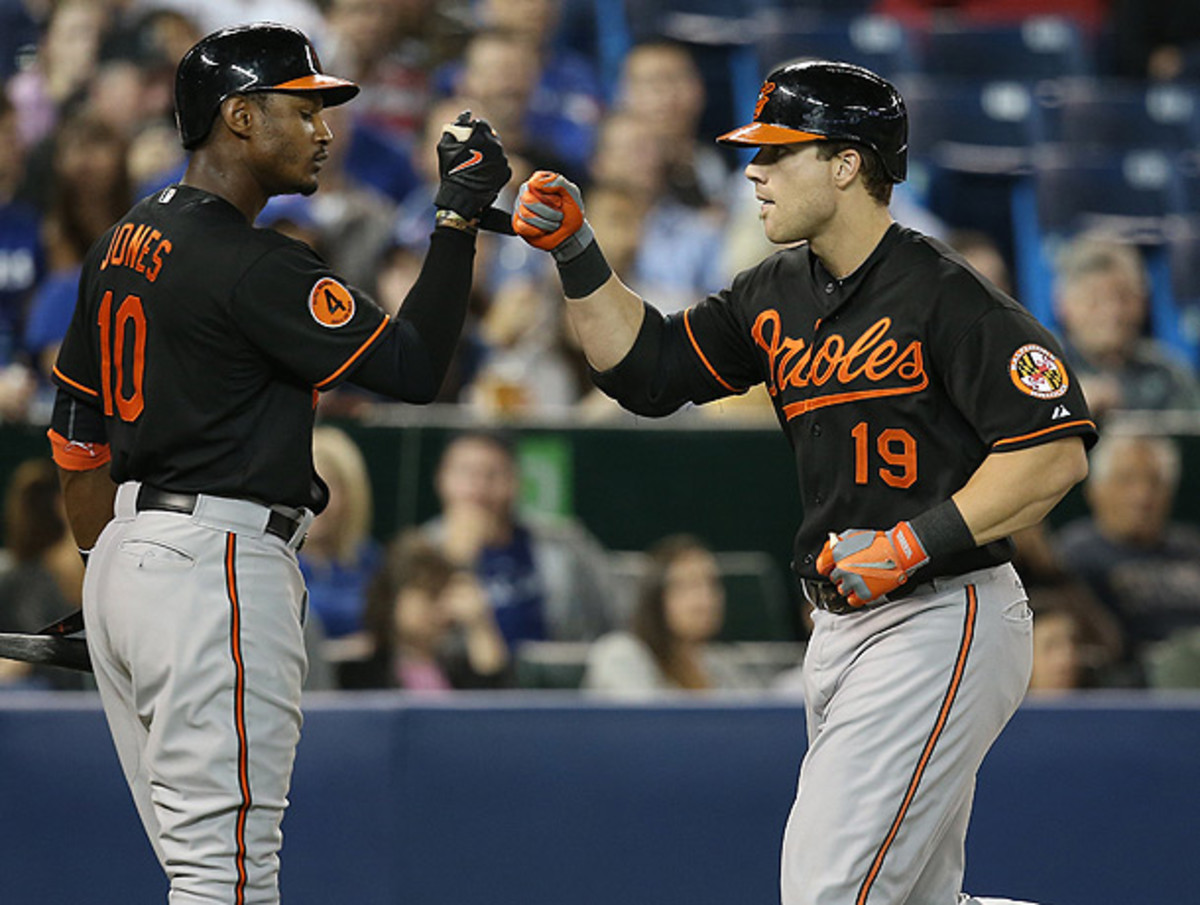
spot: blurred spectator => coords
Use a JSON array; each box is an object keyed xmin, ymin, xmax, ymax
[
  {"xmin": 344, "ymin": 529, "xmax": 511, "ymax": 690},
  {"xmin": 583, "ymin": 534, "xmax": 762, "ymax": 696},
  {"xmin": 321, "ymin": 0, "xmax": 433, "ymax": 203},
  {"xmin": 6, "ymin": 0, "xmax": 111, "ymax": 147},
  {"xmin": 0, "ymin": 456, "xmax": 85, "ymax": 689},
  {"xmin": 462, "ymin": 274, "xmax": 582, "ymax": 417},
  {"xmin": 946, "ymin": 227, "xmax": 1013, "ymax": 295},
  {"xmin": 324, "ymin": 0, "xmax": 433, "ymax": 138},
  {"xmin": 1055, "ymin": 432, "xmax": 1200, "ymax": 676},
  {"xmin": 1027, "ymin": 589, "xmax": 1087, "ymax": 695},
  {"xmin": 126, "ymin": 115, "xmax": 187, "ymax": 197},
  {"xmin": 1026, "ymin": 581, "xmax": 1124, "ymax": 694},
  {"xmin": 299, "ymin": 425, "xmax": 382, "ymax": 642},
  {"xmin": 421, "ymin": 429, "xmax": 614, "ymax": 647},
  {"xmin": 874, "ymin": 0, "xmax": 1108, "ymax": 32},
  {"xmin": 0, "ymin": 92, "xmax": 41, "ymax": 420},
  {"xmin": 448, "ymin": 27, "xmax": 584, "ymax": 183},
  {"xmin": 586, "ymin": 110, "xmax": 727, "ymax": 314},
  {"xmin": 1053, "ymin": 235, "xmax": 1200, "ymax": 418},
  {"xmin": 615, "ymin": 39, "xmax": 731, "ymax": 211},
  {"xmin": 24, "ymin": 113, "xmax": 131, "ymax": 394},
  {"xmin": 437, "ymin": 0, "xmax": 601, "ymax": 179},
  {"xmin": 139, "ymin": 0, "xmax": 325, "ymax": 38}
]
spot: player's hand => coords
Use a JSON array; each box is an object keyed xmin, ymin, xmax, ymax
[
  {"xmin": 816, "ymin": 521, "xmax": 930, "ymax": 607},
  {"xmin": 512, "ymin": 171, "xmax": 596, "ymax": 262},
  {"xmin": 434, "ymin": 111, "xmax": 512, "ymax": 222}
]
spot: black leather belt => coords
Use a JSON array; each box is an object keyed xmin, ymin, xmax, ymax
[
  {"xmin": 800, "ymin": 578, "xmax": 860, "ymax": 614},
  {"xmin": 136, "ymin": 485, "xmax": 306, "ymax": 548}
]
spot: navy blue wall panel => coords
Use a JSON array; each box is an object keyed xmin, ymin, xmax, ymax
[{"xmin": 2, "ymin": 693, "xmax": 1196, "ymax": 905}]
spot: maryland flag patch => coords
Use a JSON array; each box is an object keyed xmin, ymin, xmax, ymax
[
  {"xmin": 309, "ymin": 277, "xmax": 355, "ymax": 328},
  {"xmin": 1009, "ymin": 343, "xmax": 1069, "ymax": 399}
]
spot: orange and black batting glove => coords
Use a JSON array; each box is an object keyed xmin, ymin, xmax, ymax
[
  {"xmin": 512, "ymin": 171, "xmax": 612, "ymax": 298},
  {"xmin": 816, "ymin": 522, "xmax": 930, "ymax": 608}
]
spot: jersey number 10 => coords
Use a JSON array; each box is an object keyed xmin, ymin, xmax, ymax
[
  {"xmin": 851, "ymin": 421, "xmax": 917, "ymax": 488},
  {"xmin": 97, "ymin": 290, "xmax": 146, "ymax": 422}
]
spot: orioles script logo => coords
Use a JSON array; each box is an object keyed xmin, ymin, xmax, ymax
[
  {"xmin": 754, "ymin": 81, "xmax": 776, "ymax": 119},
  {"xmin": 751, "ymin": 311, "xmax": 928, "ymax": 418}
]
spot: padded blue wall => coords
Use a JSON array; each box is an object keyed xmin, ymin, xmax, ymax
[{"xmin": 1, "ymin": 692, "xmax": 1196, "ymax": 904}]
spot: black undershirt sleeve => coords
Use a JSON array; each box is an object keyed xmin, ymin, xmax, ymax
[{"xmin": 347, "ymin": 228, "xmax": 476, "ymax": 402}]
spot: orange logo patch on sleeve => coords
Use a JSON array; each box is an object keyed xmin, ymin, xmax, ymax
[
  {"xmin": 1009, "ymin": 343, "xmax": 1069, "ymax": 399},
  {"xmin": 308, "ymin": 278, "xmax": 355, "ymax": 328}
]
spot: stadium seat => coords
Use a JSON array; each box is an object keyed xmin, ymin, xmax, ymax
[
  {"xmin": 919, "ymin": 17, "xmax": 1093, "ymax": 81},
  {"xmin": 904, "ymin": 77, "xmax": 1047, "ymax": 172},
  {"xmin": 1165, "ymin": 221, "xmax": 1200, "ymax": 366},
  {"xmin": 1040, "ymin": 78, "xmax": 1200, "ymax": 154},
  {"xmin": 1010, "ymin": 148, "xmax": 1195, "ymax": 360},
  {"xmin": 757, "ymin": 14, "xmax": 919, "ymax": 80}
]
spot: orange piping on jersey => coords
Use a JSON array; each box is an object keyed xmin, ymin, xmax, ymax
[
  {"xmin": 47, "ymin": 428, "xmax": 111, "ymax": 471},
  {"xmin": 991, "ymin": 420, "xmax": 1096, "ymax": 449},
  {"xmin": 52, "ymin": 366, "xmax": 100, "ymax": 398},
  {"xmin": 225, "ymin": 535, "xmax": 252, "ymax": 905},
  {"xmin": 683, "ymin": 309, "xmax": 743, "ymax": 393},
  {"xmin": 856, "ymin": 585, "xmax": 978, "ymax": 905},
  {"xmin": 780, "ymin": 374, "xmax": 930, "ymax": 419},
  {"xmin": 314, "ymin": 317, "xmax": 390, "ymax": 390}
]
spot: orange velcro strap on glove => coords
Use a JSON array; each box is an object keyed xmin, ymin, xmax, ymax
[{"xmin": 816, "ymin": 521, "xmax": 930, "ymax": 608}]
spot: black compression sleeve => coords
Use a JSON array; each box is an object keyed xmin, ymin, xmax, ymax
[{"xmin": 347, "ymin": 228, "xmax": 476, "ymax": 402}]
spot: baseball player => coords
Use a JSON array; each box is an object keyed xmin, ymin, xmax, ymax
[
  {"xmin": 46, "ymin": 23, "xmax": 510, "ymax": 904},
  {"xmin": 512, "ymin": 61, "xmax": 1097, "ymax": 905}
]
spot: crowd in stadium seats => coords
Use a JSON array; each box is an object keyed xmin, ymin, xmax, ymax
[{"xmin": 4, "ymin": 0, "xmax": 1200, "ymax": 693}]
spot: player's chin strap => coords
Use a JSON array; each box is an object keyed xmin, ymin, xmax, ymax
[{"xmin": 0, "ymin": 609, "xmax": 93, "ymax": 673}]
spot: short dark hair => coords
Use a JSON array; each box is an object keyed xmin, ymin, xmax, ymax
[{"xmin": 813, "ymin": 140, "xmax": 893, "ymax": 205}]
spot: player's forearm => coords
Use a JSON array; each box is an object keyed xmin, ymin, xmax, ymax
[
  {"xmin": 563, "ymin": 270, "xmax": 646, "ymax": 372},
  {"xmin": 951, "ymin": 437, "xmax": 1088, "ymax": 546},
  {"xmin": 57, "ymin": 464, "xmax": 117, "ymax": 551},
  {"xmin": 352, "ymin": 227, "xmax": 475, "ymax": 402}
]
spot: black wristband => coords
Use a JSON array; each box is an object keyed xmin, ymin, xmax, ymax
[
  {"xmin": 908, "ymin": 499, "xmax": 976, "ymax": 562},
  {"xmin": 556, "ymin": 240, "xmax": 613, "ymax": 299}
]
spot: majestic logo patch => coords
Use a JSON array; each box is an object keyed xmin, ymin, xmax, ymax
[
  {"xmin": 754, "ymin": 81, "xmax": 776, "ymax": 119},
  {"xmin": 309, "ymin": 278, "xmax": 355, "ymax": 328},
  {"xmin": 1009, "ymin": 344, "xmax": 1068, "ymax": 399}
]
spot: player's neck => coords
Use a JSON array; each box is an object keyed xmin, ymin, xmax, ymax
[
  {"xmin": 808, "ymin": 204, "xmax": 894, "ymax": 280},
  {"xmin": 180, "ymin": 153, "xmax": 269, "ymax": 224}
]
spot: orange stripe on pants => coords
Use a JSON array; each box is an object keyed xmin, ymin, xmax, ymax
[{"xmin": 855, "ymin": 586, "xmax": 979, "ymax": 905}]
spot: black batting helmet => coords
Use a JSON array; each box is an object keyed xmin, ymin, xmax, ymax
[
  {"xmin": 718, "ymin": 60, "xmax": 908, "ymax": 183},
  {"xmin": 174, "ymin": 22, "xmax": 360, "ymax": 151}
]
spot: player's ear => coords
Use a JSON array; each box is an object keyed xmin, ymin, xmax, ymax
[
  {"xmin": 833, "ymin": 149, "xmax": 861, "ymax": 187},
  {"xmin": 220, "ymin": 95, "xmax": 257, "ymax": 141}
]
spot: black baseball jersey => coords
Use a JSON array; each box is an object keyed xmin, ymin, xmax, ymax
[
  {"xmin": 594, "ymin": 224, "xmax": 1098, "ymax": 581},
  {"xmin": 51, "ymin": 184, "xmax": 393, "ymax": 511}
]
